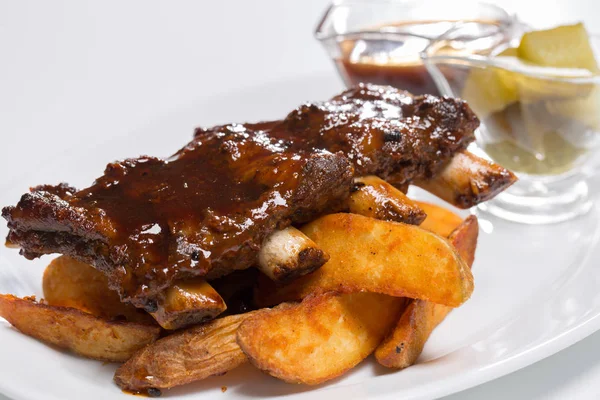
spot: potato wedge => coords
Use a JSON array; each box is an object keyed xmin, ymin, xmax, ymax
[
  {"xmin": 256, "ymin": 213, "xmax": 473, "ymax": 308},
  {"xmin": 415, "ymin": 201, "xmax": 463, "ymax": 237},
  {"xmin": 375, "ymin": 215, "xmax": 478, "ymax": 368},
  {"xmin": 0, "ymin": 294, "xmax": 160, "ymax": 362},
  {"xmin": 43, "ymin": 256, "xmax": 154, "ymax": 324},
  {"xmin": 115, "ymin": 312, "xmax": 258, "ymax": 394},
  {"xmin": 237, "ymin": 292, "xmax": 405, "ymax": 385},
  {"xmin": 446, "ymin": 215, "xmax": 478, "ymax": 268}
]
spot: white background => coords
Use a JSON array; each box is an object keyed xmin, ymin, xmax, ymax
[{"xmin": 1, "ymin": 0, "xmax": 600, "ymax": 398}]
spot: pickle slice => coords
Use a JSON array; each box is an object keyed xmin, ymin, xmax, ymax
[
  {"xmin": 461, "ymin": 66, "xmax": 518, "ymax": 117},
  {"xmin": 546, "ymin": 87, "xmax": 600, "ymax": 131},
  {"xmin": 461, "ymin": 58, "xmax": 591, "ymax": 117},
  {"xmin": 484, "ymin": 132, "xmax": 586, "ymax": 175},
  {"xmin": 496, "ymin": 47, "xmax": 518, "ymax": 57},
  {"xmin": 482, "ymin": 100, "xmax": 592, "ymax": 175},
  {"xmin": 514, "ymin": 70, "xmax": 594, "ymax": 103},
  {"xmin": 518, "ymin": 23, "xmax": 598, "ymax": 72}
]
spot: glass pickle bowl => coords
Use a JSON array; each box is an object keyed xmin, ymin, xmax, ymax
[{"xmin": 423, "ymin": 29, "xmax": 600, "ymax": 224}]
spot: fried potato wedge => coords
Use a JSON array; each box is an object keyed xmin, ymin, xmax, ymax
[
  {"xmin": 256, "ymin": 213, "xmax": 473, "ymax": 308},
  {"xmin": 115, "ymin": 312, "xmax": 258, "ymax": 393},
  {"xmin": 43, "ymin": 256, "xmax": 154, "ymax": 324},
  {"xmin": 0, "ymin": 294, "xmax": 160, "ymax": 362},
  {"xmin": 237, "ymin": 292, "xmax": 405, "ymax": 385},
  {"xmin": 414, "ymin": 201, "xmax": 463, "ymax": 237},
  {"xmin": 375, "ymin": 215, "xmax": 478, "ymax": 368},
  {"xmin": 446, "ymin": 215, "xmax": 478, "ymax": 268}
]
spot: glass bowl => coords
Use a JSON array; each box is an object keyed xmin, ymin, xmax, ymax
[
  {"xmin": 423, "ymin": 32, "xmax": 600, "ymax": 224},
  {"xmin": 315, "ymin": 0, "xmax": 521, "ymax": 95}
]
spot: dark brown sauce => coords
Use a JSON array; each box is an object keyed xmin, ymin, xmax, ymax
[
  {"xmin": 339, "ymin": 60, "xmax": 440, "ymax": 96},
  {"xmin": 71, "ymin": 123, "xmax": 314, "ymax": 303},
  {"xmin": 74, "ymin": 151, "xmax": 265, "ymax": 234},
  {"xmin": 336, "ymin": 20, "xmax": 504, "ymax": 96}
]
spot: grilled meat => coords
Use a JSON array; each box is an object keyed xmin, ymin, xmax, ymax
[{"xmin": 2, "ymin": 84, "xmax": 478, "ymax": 308}]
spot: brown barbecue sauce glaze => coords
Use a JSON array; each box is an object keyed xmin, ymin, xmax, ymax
[{"xmin": 6, "ymin": 84, "xmax": 478, "ymax": 308}]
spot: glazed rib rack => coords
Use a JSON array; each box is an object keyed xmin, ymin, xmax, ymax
[{"xmin": 2, "ymin": 84, "xmax": 516, "ymax": 329}]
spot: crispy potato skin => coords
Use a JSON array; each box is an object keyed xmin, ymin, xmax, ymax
[
  {"xmin": 0, "ymin": 294, "xmax": 160, "ymax": 362},
  {"xmin": 115, "ymin": 312, "xmax": 258, "ymax": 392},
  {"xmin": 237, "ymin": 292, "xmax": 405, "ymax": 385},
  {"xmin": 447, "ymin": 215, "xmax": 478, "ymax": 268},
  {"xmin": 375, "ymin": 214, "xmax": 478, "ymax": 368},
  {"xmin": 256, "ymin": 213, "xmax": 473, "ymax": 308},
  {"xmin": 43, "ymin": 256, "xmax": 154, "ymax": 324},
  {"xmin": 414, "ymin": 201, "xmax": 463, "ymax": 237}
]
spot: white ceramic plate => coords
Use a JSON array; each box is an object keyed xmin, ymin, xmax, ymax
[{"xmin": 1, "ymin": 74, "xmax": 600, "ymax": 400}]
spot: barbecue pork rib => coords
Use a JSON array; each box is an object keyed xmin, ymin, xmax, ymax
[{"xmin": 2, "ymin": 84, "xmax": 478, "ymax": 309}]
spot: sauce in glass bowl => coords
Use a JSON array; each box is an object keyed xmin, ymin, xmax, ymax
[
  {"xmin": 315, "ymin": 1, "xmax": 519, "ymax": 95},
  {"xmin": 335, "ymin": 20, "xmax": 512, "ymax": 96}
]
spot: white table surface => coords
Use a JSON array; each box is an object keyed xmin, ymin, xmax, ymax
[{"xmin": 1, "ymin": 0, "xmax": 600, "ymax": 399}]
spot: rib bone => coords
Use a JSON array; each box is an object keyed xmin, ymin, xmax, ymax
[
  {"xmin": 348, "ymin": 176, "xmax": 426, "ymax": 225},
  {"xmin": 257, "ymin": 226, "xmax": 329, "ymax": 283},
  {"xmin": 150, "ymin": 279, "xmax": 227, "ymax": 330},
  {"xmin": 416, "ymin": 151, "xmax": 517, "ymax": 209},
  {"xmin": 151, "ymin": 227, "xmax": 327, "ymax": 329}
]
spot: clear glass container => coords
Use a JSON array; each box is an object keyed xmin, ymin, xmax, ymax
[
  {"xmin": 423, "ymin": 31, "xmax": 600, "ymax": 224},
  {"xmin": 315, "ymin": 0, "xmax": 521, "ymax": 96}
]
